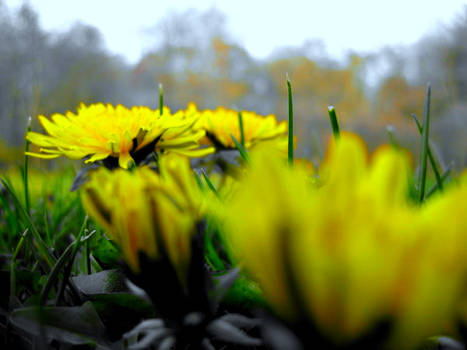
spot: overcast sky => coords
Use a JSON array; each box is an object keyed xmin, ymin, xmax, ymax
[{"xmin": 4, "ymin": 0, "xmax": 467, "ymax": 64}]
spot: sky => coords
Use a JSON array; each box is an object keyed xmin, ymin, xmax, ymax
[{"xmin": 4, "ymin": 0, "xmax": 467, "ymax": 64}]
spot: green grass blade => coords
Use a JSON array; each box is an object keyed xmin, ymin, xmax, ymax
[
  {"xmin": 418, "ymin": 83, "xmax": 431, "ymax": 202},
  {"xmin": 201, "ymin": 170, "xmax": 220, "ymax": 199},
  {"xmin": 238, "ymin": 112, "xmax": 245, "ymax": 147},
  {"xmin": 159, "ymin": 83, "xmax": 164, "ymax": 116},
  {"xmin": 328, "ymin": 106, "xmax": 340, "ymax": 139},
  {"xmin": 10, "ymin": 229, "xmax": 29, "ymax": 299},
  {"xmin": 194, "ymin": 171, "xmax": 205, "ymax": 191},
  {"xmin": 43, "ymin": 208, "xmax": 52, "ymax": 247},
  {"xmin": 1, "ymin": 178, "xmax": 55, "ymax": 268},
  {"xmin": 85, "ymin": 239, "xmax": 91, "ymax": 275},
  {"xmin": 0, "ymin": 186, "xmax": 19, "ymax": 245},
  {"xmin": 204, "ymin": 221, "xmax": 226, "ymax": 271},
  {"xmin": 410, "ymin": 113, "xmax": 443, "ymax": 192},
  {"xmin": 426, "ymin": 167, "xmax": 451, "ymax": 199},
  {"xmin": 90, "ymin": 253, "xmax": 103, "ymax": 273},
  {"xmin": 54, "ymin": 216, "xmax": 89, "ymax": 305},
  {"xmin": 23, "ymin": 116, "xmax": 32, "ymax": 215},
  {"xmin": 12, "ymin": 229, "xmax": 28, "ymax": 262},
  {"xmin": 286, "ymin": 74, "xmax": 294, "ymax": 166},
  {"xmin": 230, "ymin": 134, "xmax": 249, "ymax": 162},
  {"xmin": 386, "ymin": 125, "xmax": 400, "ymax": 149},
  {"xmin": 40, "ymin": 241, "xmax": 75, "ymax": 305}
]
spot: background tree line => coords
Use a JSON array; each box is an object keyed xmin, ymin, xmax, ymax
[{"xmin": 0, "ymin": 2, "xmax": 465, "ymax": 168}]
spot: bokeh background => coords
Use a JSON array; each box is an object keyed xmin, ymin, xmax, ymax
[{"xmin": 1, "ymin": 0, "xmax": 466, "ymax": 169}]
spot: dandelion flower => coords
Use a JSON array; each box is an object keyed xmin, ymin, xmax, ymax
[
  {"xmin": 26, "ymin": 104, "xmax": 212, "ymax": 169},
  {"xmin": 81, "ymin": 155, "xmax": 205, "ymax": 284},
  {"xmin": 220, "ymin": 133, "xmax": 467, "ymax": 348},
  {"xmin": 186, "ymin": 103, "xmax": 288, "ymax": 151}
]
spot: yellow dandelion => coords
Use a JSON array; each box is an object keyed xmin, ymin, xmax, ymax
[
  {"xmin": 81, "ymin": 155, "xmax": 205, "ymax": 285},
  {"xmin": 186, "ymin": 103, "xmax": 288, "ymax": 151},
  {"xmin": 26, "ymin": 103, "xmax": 212, "ymax": 169},
  {"xmin": 220, "ymin": 133, "xmax": 467, "ymax": 348}
]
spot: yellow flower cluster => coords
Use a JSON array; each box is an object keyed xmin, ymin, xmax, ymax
[
  {"xmin": 28, "ymin": 99, "xmax": 467, "ymax": 347},
  {"xmin": 26, "ymin": 104, "xmax": 212, "ymax": 169},
  {"xmin": 81, "ymin": 155, "xmax": 204, "ymax": 284},
  {"xmin": 219, "ymin": 133, "xmax": 467, "ymax": 348},
  {"xmin": 185, "ymin": 103, "xmax": 288, "ymax": 151}
]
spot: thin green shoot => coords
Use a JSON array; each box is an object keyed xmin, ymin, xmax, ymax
[
  {"xmin": 55, "ymin": 216, "xmax": 89, "ymax": 305},
  {"xmin": 410, "ymin": 113, "xmax": 443, "ymax": 192},
  {"xmin": 418, "ymin": 83, "xmax": 431, "ymax": 202},
  {"xmin": 10, "ymin": 229, "xmax": 29, "ymax": 299},
  {"xmin": 201, "ymin": 170, "xmax": 220, "ymax": 199},
  {"xmin": 194, "ymin": 171, "xmax": 205, "ymax": 191},
  {"xmin": 286, "ymin": 74, "xmax": 294, "ymax": 166},
  {"xmin": 328, "ymin": 106, "xmax": 340, "ymax": 139},
  {"xmin": 426, "ymin": 167, "xmax": 451, "ymax": 199},
  {"xmin": 85, "ymin": 238, "xmax": 91, "ymax": 275},
  {"xmin": 230, "ymin": 134, "xmax": 249, "ymax": 162},
  {"xmin": 386, "ymin": 125, "xmax": 399, "ymax": 149},
  {"xmin": 204, "ymin": 220, "xmax": 226, "ymax": 271},
  {"xmin": 1, "ymin": 178, "xmax": 55, "ymax": 269},
  {"xmin": 159, "ymin": 83, "xmax": 164, "ymax": 116},
  {"xmin": 43, "ymin": 208, "xmax": 52, "ymax": 247},
  {"xmin": 238, "ymin": 111, "xmax": 245, "ymax": 147},
  {"xmin": 23, "ymin": 116, "xmax": 32, "ymax": 215},
  {"xmin": 40, "ymin": 241, "xmax": 75, "ymax": 305}
]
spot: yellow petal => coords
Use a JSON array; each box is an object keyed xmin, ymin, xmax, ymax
[{"xmin": 25, "ymin": 151, "xmax": 60, "ymax": 159}]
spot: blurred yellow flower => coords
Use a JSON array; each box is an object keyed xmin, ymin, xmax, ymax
[
  {"xmin": 81, "ymin": 155, "xmax": 205, "ymax": 284},
  {"xmin": 220, "ymin": 133, "xmax": 467, "ymax": 348},
  {"xmin": 186, "ymin": 103, "xmax": 288, "ymax": 151},
  {"xmin": 26, "ymin": 104, "xmax": 212, "ymax": 169}
]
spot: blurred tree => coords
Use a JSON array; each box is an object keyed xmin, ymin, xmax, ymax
[
  {"xmin": 0, "ymin": 4, "xmax": 131, "ymax": 148},
  {"xmin": 135, "ymin": 9, "xmax": 251, "ymax": 110},
  {"xmin": 374, "ymin": 75, "xmax": 425, "ymax": 128}
]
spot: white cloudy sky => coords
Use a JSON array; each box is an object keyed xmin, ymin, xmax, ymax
[{"xmin": 4, "ymin": 0, "xmax": 467, "ymax": 63}]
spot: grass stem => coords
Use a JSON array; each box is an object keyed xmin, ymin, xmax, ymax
[
  {"xmin": 238, "ymin": 111, "xmax": 245, "ymax": 147},
  {"xmin": 418, "ymin": 83, "xmax": 431, "ymax": 202},
  {"xmin": 286, "ymin": 74, "xmax": 294, "ymax": 166},
  {"xmin": 328, "ymin": 106, "xmax": 340, "ymax": 139},
  {"xmin": 23, "ymin": 117, "xmax": 32, "ymax": 215},
  {"xmin": 410, "ymin": 113, "xmax": 443, "ymax": 192},
  {"xmin": 158, "ymin": 83, "xmax": 164, "ymax": 116}
]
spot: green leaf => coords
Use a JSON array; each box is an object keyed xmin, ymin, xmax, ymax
[
  {"xmin": 72, "ymin": 269, "xmax": 129, "ymax": 295},
  {"xmin": 10, "ymin": 301, "xmax": 108, "ymax": 346},
  {"xmin": 91, "ymin": 293, "xmax": 154, "ymax": 340},
  {"xmin": 92, "ymin": 236, "xmax": 121, "ymax": 266},
  {"xmin": 222, "ymin": 275, "xmax": 268, "ymax": 311}
]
